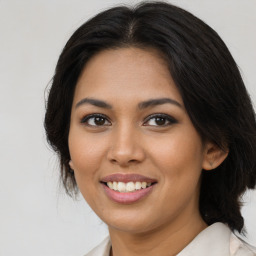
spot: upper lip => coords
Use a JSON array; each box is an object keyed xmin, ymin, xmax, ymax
[{"xmin": 101, "ymin": 173, "xmax": 157, "ymax": 183}]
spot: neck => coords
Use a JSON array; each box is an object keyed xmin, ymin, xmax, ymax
[{"xmin": 108, "ymin": 212, "xmax": 207, "ymax": 256}]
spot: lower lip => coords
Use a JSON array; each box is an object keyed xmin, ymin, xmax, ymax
[{"xmin": 102, "ymin": 183, "xmax": 155, "ymax": 204}]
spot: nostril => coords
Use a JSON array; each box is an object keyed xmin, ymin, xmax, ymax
[
  {"xmin": 109, "ymin": 158, "xmax": 139, "ymax": 166},
  {"xmin": 128, "ymin": 159, "xmax": 138, "ymax": 163},
  {"xmin": 110, "ymin": 159, "xmax": 118, "ymax": 164}
]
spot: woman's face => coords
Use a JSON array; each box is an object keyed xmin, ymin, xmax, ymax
[{"xmin": 69, "ymin": 47, "xmax": 210, "ymax": 234}]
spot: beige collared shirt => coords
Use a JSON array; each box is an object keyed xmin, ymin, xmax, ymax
[{"xmin": 84, "ymin": 223, "xmax": 256, "ymax": 256}]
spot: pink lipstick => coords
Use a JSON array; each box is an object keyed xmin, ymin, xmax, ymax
[
  {"xmin": 101, "ymin": 173, "xmax": 157, "ymax": 204},
  {"xmin": 101, "ymin": 173, "xmax": 157, "ymax": 183}
]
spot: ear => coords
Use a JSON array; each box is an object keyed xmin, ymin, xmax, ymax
[
  {"xmin": 202, "ymin": 142, "xmax": 229, "ymax": 170},
  {"xmin": 69, "ymin": 160, "xmax": 75, "ymax": 170}
]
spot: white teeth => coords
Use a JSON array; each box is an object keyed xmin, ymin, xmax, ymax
[
  {"xmin": 113, "ymin": 181, "xmax": 118, "ymax": 191},
  {"xmin": 117, "ymin": 182, "xmax": 126, "ymax": 192},
  {"xmin": 126, "ymin": 182, "xmax": 135, "ymax": 192},
  {"xmin": 107, "ymin": 182, "xmax": 113, "ymax": 189},
  {"xmin": 141, "ymin": 182, "xmax": 147, "ymax": 189},
  {"xmin": 135, "ymin": 181, "xmax": 141, "ymax": 190},
  {"xmin": 106, "ymin": 181, "xmax": 152, "ymax": 192}
]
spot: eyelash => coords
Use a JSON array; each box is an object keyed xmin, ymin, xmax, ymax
[
  {"xmin": 143, "ymin": 113, "xmax": 177, "ymax": 127},
  {"xmin": 81, "ymin": 114, "xmax": 111, "ymax": 127},
  {"xmin": 80, "ymin": 113, "xmax": 177, "ymax": 127}
]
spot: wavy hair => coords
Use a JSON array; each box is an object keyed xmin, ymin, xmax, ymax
[{"xmin": 44, "ymin": 1, "xmax": 256, "ymax": 233}]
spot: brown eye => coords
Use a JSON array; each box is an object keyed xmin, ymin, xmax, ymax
[
  {"xmin": 81, "ymin": 114, "xmax": 111, "ymax": 127},
  {"xmin": 155, "ymin": 117, "xmax": 166, "ymax": 126},
  {"xmin": 143, "ymin": 114, "xmax": 177, "ymax": 127},
  {"xmin": 94, "ymin": 117, "xmax": 106, "ymax": 126}
]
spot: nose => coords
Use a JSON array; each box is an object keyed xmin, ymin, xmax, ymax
[{"xmin": 107, "ymin": 124, "xmax": 146, "ymax": 167}]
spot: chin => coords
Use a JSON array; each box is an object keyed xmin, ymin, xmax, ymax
[{"xmin": 101, "ymin": 210, "xmax": 162, "ymax": 235}]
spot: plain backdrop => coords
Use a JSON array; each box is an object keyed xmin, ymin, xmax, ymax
[{"xmin": 0, "ymin": 0, "xmax": 255, "ymax": 255}]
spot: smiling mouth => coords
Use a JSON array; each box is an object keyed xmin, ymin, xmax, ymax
[
  {"xmin": 100, "ymin": 173, "xmax": 157, "ymax": 203},
  {"xmin": 102, "ymin": 181, "xmax": 155, "ymax": 193}
]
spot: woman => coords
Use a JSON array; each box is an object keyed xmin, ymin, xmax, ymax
[{"xmin": 44, "ymin": 1, "xmax": 256, "ymax": 255}]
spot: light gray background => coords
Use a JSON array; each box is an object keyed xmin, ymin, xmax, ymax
[{"xmin": 0, "ymin": 1, "xmax": 255, "ymax": 255}]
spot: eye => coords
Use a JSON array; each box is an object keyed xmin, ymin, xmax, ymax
[
  {"xmin": 143, "ymin": 114, "xmax": 177, "ymax": 127},
  {"xmin": 81, "ymin": 114, "xmax": 111, "ymax": 127}
]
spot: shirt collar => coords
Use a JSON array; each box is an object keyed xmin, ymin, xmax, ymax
[
  {"xmin": 177, "ymin": 222, "xmax": 231, "ymax": 256},
  {"xmin": 90, "ymin": 222, "xmax": 232, "ymax": 256}
]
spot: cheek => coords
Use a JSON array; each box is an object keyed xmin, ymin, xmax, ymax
[
  {"xmin": 149, "ymin": 132, "xmax": 204, "ymax": 215},
  {"xmin": 148, "ymin": 130, "xmax": 204, "ymax": 185},
  {"xmin": 68, "ymin": 133, "xmax": 109, "ymax": 206},
  {"xmin": 68, "ymin": 132, "xmax": 108, "ymax": 184}
]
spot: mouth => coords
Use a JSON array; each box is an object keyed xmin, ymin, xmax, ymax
[
  {"xmin": 100, "ymin": 173, "xmax": 157, "ymax": 204},
  {"xmin": 102, "ymin": 181, "xmax": 154, "ymax": 192}
]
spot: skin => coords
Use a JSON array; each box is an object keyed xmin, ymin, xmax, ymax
[{"xmin": 69, "ymin": 47, "xmax": 228, "ymax": 256}]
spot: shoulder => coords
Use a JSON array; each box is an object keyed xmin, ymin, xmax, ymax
[
  {"xmin": 83, "ymin": 237, "xmax": 111, "ymax": 256},
  {"xmin": 177, "ymin": 222, "xmax": 256, "ymax": 256},
  {"xmin": 230, "ymin": 233, "xmax": 256, "ymax": 256},
  {"xmin": 83, "ymin": 225, "xmax": 256, "ymax": 256}
]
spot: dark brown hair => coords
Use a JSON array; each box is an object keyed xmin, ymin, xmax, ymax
[{"xmin": 44, "ymin": 1, "xmax": 256, "ymax": 233}]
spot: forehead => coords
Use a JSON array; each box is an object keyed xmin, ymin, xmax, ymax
[{"xmin": 73, "ymin": 47, "xmax": 183, "ymax": 105}]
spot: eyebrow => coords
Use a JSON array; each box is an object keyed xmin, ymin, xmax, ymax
[
  {"xmin": 138, "ymin": 98, "xmax": 182, "ymax": 109},
  {"xmin": 75, "ymin": 97, "xmax": 182, "ymax": 110},
  {"xmin": 75, "ymin": 98, "xmax": 112, "ymax": 109}
]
